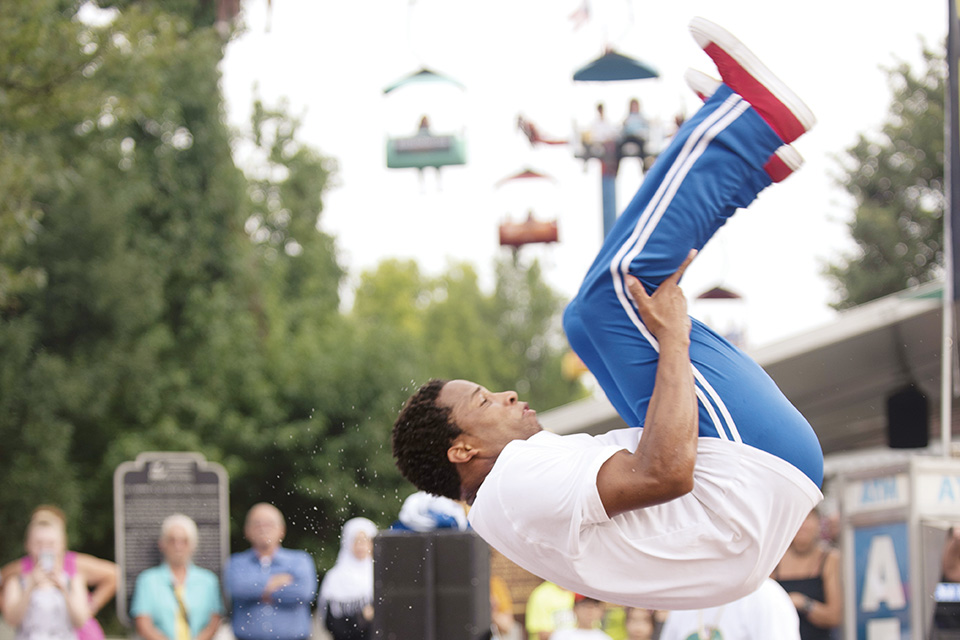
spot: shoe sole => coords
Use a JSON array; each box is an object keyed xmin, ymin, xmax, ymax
[
  {"xmin": 683, "ymin": 68, "xmax": 721, "ymax": 101},
  {"xmin": 774, "ymin": 144, "xmax": 803, "ymax": 170},
  {"xmin": 689, "ymin": 17, "xmax": 815, "ymax": 143}
]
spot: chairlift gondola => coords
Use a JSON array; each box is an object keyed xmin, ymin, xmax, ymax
[
  {"xmin": 570, "ymin": 48, "xmax": 659, "ymax": 237},
  {"xmin": 693, "ymin": 285, "xmax": 747, "ymax": 348},
  {"xmin": 496, "ymin": 169, "xmax": 559, "ymax": 248},
  {"xmin": 383, "ymin": 67, "xmax": 467, "ymax": 171}
]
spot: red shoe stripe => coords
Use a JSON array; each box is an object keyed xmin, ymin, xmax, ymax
[
  {"xmin": 704, "ymin": 42, "xmax": 806, "ymax": 143},
  {"xmin": 763, "ymin": 154, "xmax": 792, "ymax": 183}
]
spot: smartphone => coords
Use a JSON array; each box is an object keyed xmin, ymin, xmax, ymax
[{"xmin": 39, "ymin": 551, "xmax": 55, "ymax": 572}]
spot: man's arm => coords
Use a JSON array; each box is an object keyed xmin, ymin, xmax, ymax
[
  {"xmin": 266, "ymin": 552, "xmax": 317, "ymax": 605},
  {"xmin": 224, "ymin": 556, "xmax": 268, "ymax": 602},
  {"xmin": 596, "ymin": 251, "xmax": 699, "ymax": 518}
]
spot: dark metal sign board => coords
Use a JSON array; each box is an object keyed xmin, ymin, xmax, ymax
[{"xmin": 113, "ymin": 452, "xmax": 229, "ymax": 626}]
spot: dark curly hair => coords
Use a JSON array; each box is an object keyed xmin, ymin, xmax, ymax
[{"xmin": 392, "ymin": 379, "xmax": 463, "ymax": 500}]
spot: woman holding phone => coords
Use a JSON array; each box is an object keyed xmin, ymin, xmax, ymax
[
  {"xmin": 1, "ymin": 505, "xmax": 116, "ymax": 640},
  {"xmin": 1, "ymin": 511, "xmax": 91, "ymax": 640}
]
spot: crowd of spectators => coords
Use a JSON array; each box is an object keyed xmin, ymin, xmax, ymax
[
  {"xmin": 0, "ymin": 499, "xmax": 913, "ymax": 640},
  {"xmin": 0, "ymin": 503, "xmax": 362, "ymax": 640}
]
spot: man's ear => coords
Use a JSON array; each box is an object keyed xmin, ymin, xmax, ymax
[{"xmin": 447, "ymin": 439, "xmax": 479, "ymax": 465}]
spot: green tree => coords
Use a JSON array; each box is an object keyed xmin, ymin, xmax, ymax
[
  {"xmin": 0, "ymin": 0, "xmax": 585, "ymax": 595},
  {"xmin": 0, "ymin": 0, "xmax": 271, "ymax": 568},
  {"xmin": 490, "ymin": 255, "xmax": 579, "ymax": 410},
  {"xmin": 352, "ymin": 254, "xmax": 586, "ymax": 416},
  {"xmin": 0, "ymin": 0, "xmax": 114, "ymax": 559},
  {"xmin": 826, "ymin": 46, "xmax": 945, "ymax": 308},
  {"xmin": 0, "ymin": 0, "xmax": 409, "ymax": 579},
  {"xmin": 224, "ymin": 102, "xmax": 411, "ymax": 568}
]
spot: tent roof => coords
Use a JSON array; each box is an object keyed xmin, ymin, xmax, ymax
[
  {"xmin": 383, "ymin": 67, "xmax": 465, "ymax": 95},
  {"xmin": 697, "ymin": 286, "xmax": 742, "ymax": 300},
  {"xmin": 573, "ymin": 50, "xmax": 659, "ymax": 82},
  {"xmin": 495, "ymin": 168, "xmax": 555, "ymax": 187}
]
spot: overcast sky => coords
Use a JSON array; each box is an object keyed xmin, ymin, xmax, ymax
[{"xmin": 221, "ymin": 0, "xmax": 948, "ymax": 348}]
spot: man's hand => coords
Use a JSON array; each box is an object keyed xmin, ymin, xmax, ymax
[
  {"xmin": 625, "ymin": 249, "xmax": 696, "ymax": 344},
  {"xmin": 261, "ymin": 573, "xmax": 294, "ymax": 602}
]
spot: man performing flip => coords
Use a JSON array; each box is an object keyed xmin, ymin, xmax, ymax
[{"xmin": 392, "ymin": 18, "xmax": 824, "ymax": 610}]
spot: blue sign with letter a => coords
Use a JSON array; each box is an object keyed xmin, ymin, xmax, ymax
[{"xmin": 854, "ymin": 522, "xmax": 910, "ymax": 640}]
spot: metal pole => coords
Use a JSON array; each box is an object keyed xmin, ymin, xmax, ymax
[
  {"xmin": 600, "ymin": 141, "xmax": 620, "ymax": 238},
  {"xmin": 601, "ymin": 174, "xmax": 617, "ymax": 237},
  {"xmin": 942, "ymin": 0, "xmax": 959, "ymax": 457},
  {"xmin": 943, "ymin": 229, "xmax": 954, "ymax": 458}
]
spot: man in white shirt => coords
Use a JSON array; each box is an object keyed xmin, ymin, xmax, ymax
[
  {"xmin": 392, "ymin": 17, "xmax": 823, "ymax": 610},
  {"xmin": 659, "ymin": 579, "xmax": 801, "ymax": 640}
]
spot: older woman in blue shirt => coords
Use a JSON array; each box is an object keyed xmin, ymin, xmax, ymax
[{"xmin": 131, "ymin": 514, "xmax": 224, "ymax": 640}]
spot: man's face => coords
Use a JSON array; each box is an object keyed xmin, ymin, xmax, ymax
[
  {"xmin": 245, "ymin": 505, "xmax": 285, "ymax": 552},
  {"xmin": 439, "ymin": 379, "xmax": 542, "ymax": 452}
]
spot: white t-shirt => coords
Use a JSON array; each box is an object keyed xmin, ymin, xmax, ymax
[
  {"xmin": 659, "ymin": 578, "xmax": 801, "ymax": 640},
  {"xmin": 467, "ymin": 428, "xmax": 822, "ymax": 610}
]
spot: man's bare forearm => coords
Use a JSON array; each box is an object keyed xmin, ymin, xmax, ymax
[
  {"xmin": 596, "ymin": 333, "xmax": 697, "ymax": 516},
  {"xmin": 596, "ymin": 257, "xmax": 699, "ymax": 517},
  {"xmin": 636, "ymin": 334, "xmax": 698, "ymax": 492}
]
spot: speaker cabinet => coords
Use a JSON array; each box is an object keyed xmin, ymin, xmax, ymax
[
  {"xmin": 373, "ymin": 529, "xmax": 491, "ymax": 640},
  {"xmin": 886, "ymin": 385, "xmax": 929, "ymax": 449}
]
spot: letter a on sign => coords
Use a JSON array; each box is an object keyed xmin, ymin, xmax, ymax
[{"xmin": 861, "ymin": 535, "xmax": 906, "ymax": 611}]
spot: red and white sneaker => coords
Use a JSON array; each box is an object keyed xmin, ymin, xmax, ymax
[
  {"xmin": 683, "ymin": 67, "xmax": 804, "ymax": 182},
  {"xmin": 689, "ymin": 17, "xmax": 815, "ymax": 144},
  {"xmin": 763, "ymin": 145, "xmax": 803, "ymax": 183}
]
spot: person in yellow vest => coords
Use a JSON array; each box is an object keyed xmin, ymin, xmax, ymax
[
  {"xmin": 130, "ymin": 514, "xmax": 224, "ymax": 640},
  {"xmin": 526, "ymin": 581, "xmax": 575, "ymax": 640}
]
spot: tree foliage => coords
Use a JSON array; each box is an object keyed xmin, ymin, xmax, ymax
[
  {"xmin": 352, "ymin": 255, "xmax": 584, "ymax": 414},
  {"xmin": 826, "ymin": 46, "xmax": 945, "ymax": 308},
  {"xmin": 0, "ymin": 0, "xmax": 584, "ymax": 602}
]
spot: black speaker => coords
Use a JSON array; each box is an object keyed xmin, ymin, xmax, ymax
[
  {"xmin": 886, "ymin": 385, "xmax": 929, "ymax": 449},
  {"xmin": 373, "ymin": 529, "xmax": 491, "ymax": 640}
]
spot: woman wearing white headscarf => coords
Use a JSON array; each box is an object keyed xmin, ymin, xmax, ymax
[{"xmin": 319, "ymin": 518, "xmax": 378, "ymax": 640}]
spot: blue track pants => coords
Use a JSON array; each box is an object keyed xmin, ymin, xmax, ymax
[{"xmin": 563, "ymin": 85, "xmax": 824, "ymax": 487}]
